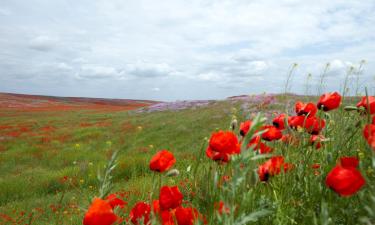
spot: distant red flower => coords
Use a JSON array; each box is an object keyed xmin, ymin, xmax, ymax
[
  {"xmin": 372, "ymin": 116, "xmax": 375, "ymax": 125},
  {"xmin": 311, "ymin": 163, "xmax": 321, "ymax": 169},
  {"xmin": 260, "ymin": 125, "xmax": 282, "ymax": 141},
  {"xmin": 206, "ymin": 131, "xmax": 240, "ymax": 163},
  {"xmin": 272, "ymin": 114, "xmax": 287, "ymax": 130},
  {"xmin": 215, "ymin": 201, "xmax": 230, "ymax": 215},
  {"xmin": 83, "ymin": 198, "xmax": 119, "ymax": 225},
  {"xmin": 152, "ymin": 200, "xmax": 160, "ymax": 214},
  {"xmin": 105, "ymin": 194, "xmax": 127, "ymax": 209},
  {"xmin": 239, "ymin": 120, "xmax": 252, "ymax": 136},
  {"xmin": 129, "ymin": 202, "xmax": 151, "ymax": 225},
  {"xmin": 325, "ymin": 161, "xmax": 365, "ymax": 197},
  {"xmin": 149, "ymin": 150, "xmax": 176, "ymax": 172},
  {"xmin": 159, "ymin": 186, "xmax": 183, "ymax": 211},
  {"xmin": 295, "ymin": 101, "xmax": 317, "ymax": 117},
  {"xmin": 175, "ymin": 206, "xmax": 203, "ymax": 225},
  {"xmin": 310, "ymin": 134, "xmax": 326, "ymax": 149},
  {"xmin": 258, "ymin": 156, "xmax": 293, "ymax": 181},
  {"xmin": 317, "ymin": 92, "xmax": 341, "ymax": 111},
  {"xmin": 357, "ymin": 96, "xmax": 375, "ymax": 114}
]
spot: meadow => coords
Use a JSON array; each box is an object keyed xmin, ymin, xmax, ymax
[{"xmin": 0, "ymin": 91, "xmax": 374, "ymax": 225}]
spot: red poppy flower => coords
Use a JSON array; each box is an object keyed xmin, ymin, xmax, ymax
[
  {"xmin": 363, "ymin": 124, "xmax": 375, "ymax": 150},
  {"xmin": 129, "ymin": 202, "xmax": 151, "ymax": 225},
  {"xmin": 312, "ymin": 163, "xmax": 321, "ymax": 169},
  {"xmin": 372, "ymin": 116, "xmax": 375, "ymax": 125},
  {"xmin": 340, "ymin": 156, "xmax": 359, "ymax": 168},
  {"xmin": 295, "ymin": 101, "xmax": 317, "ymax": 117},
  {"xmin": 83, "ymin": 198, "xmax": 119, "ymax": 225},
  {"xmin": 357, "ymin": 96, "xmax": 375, "ymax": 114},
  {"xmin": 105, "ymin": 194, "xmax": 127, "ymax": 209},
  {"xmin": 258, "ymin": 156, "xmax": 293, "ymax": 181},
  {"xmin": 239, "ymin": 121, "xmax": 252, "ymax": 136},
  {"xmin": 288, "ymin": 115, "xmax": 305, "ymax": 129},
  {"xmin": 272, "ymin": 114, "xmax": 287, "ymax": 130},
  {"xmin": 159, "ymin": 186, "xmax": 183, "ymax": 211},
  {"xmin": 310, "ymin": 134, "xmax": 326, "ymax": 149},
  {"xmin": 160, "ymin": 210, "xmax": 175, "ymax": 225},
  {"xmin": 304, "ymin": 116, "xmax": 325, "ymax": 134},
  {"xmin": 317, "ymin": 92, "xmax": 342, "ymax": 111},
  {"xmin": 260, "ymin": 125, "xmax": 282, "ymax": 141},
  {"xmin": 325, "ymin": 164, "xmax": 365, "ymax": 197},
  {"xmin": 215, "ymin": 201, "xmax": 230, "ymax": 215},
  {"xmin": 206, "ymin": 131, "xmax": 240, "ymax": 163},
  {"xmin": 150, "ymin": 150, "xmax": 176, "ymax": 172},
  {"xmin": 175, "ymin": 206, "xmax": 203, "ymax": 225}
]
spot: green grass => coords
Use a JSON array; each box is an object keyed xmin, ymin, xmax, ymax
[{"xmin": 0, "ymin": 95, "xmax": 374, "ymax": 224}]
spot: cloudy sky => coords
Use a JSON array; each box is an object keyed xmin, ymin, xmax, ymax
[{"xmin": 0, "ymin": 0, "xmax": 374, "ymax": 101}]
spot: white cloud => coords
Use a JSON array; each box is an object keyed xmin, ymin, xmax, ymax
[{"xmin": 0, "ymin": 0, "xmax": 374, "ymax": 100}]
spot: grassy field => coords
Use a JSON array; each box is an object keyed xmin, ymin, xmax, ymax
[{"xmin": 0, "ymin": 93, "xmax": 374, "ymax": 224}]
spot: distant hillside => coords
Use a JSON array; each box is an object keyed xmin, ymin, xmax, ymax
[{"xmin": 0, "ymin": 92, "xmax": 159, "ymax": 112}]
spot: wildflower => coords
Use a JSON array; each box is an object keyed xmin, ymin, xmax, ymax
[
  {"xmin": 258, "ymin": 156, "xmax": 293, "ymax": 182},
  {"xmin": 260, "ymin": 125, "xmax": 282, "ymax": 141},
  {"xmin": 325, "ymin": 157, "xmax": 365, "ymax": 197},
  {"xmin": 159, "ymin": 186, "xmax": 183, "ymax": 211},
  {"xmin": 175, "ymin": 206, "xmax": 205, "ymax": 225},
  {"xmin": 206, "ymin": 131, "xmax": 240, "ymax": 163},
  {"xmin": 105, "ymin": 194, "xmax": 127, "ymax": 209},
  {"xmin": 363, "ymin": 124, "xmax": 375, "ymax": 150},
  {"xmin": 310, "ymin": 134, "xmax": 327, "ymax": 149},
  {"xmin": 289, "ymin": 116, "xmax": 326, "ymax": 134},
  {"xmin": 295, "ymin": 101, "xmax": 317, "ymax": 117},
  {"xmin": 215, "ymin": 201, "xmax": 230, "ymax": 215},
  {"xmin": 272, "ymin": 114, "xmax": 287, "ymax": 130},
  {"xmin": 317, "ymin": 92, "xmax": 342, "ymax": 111},
  {"xmin": 129, "ymin": 202, "xmax": 151, "ymax": 225},
  {"xmin": 149, "ymin": 150, "xmax": 176, "ymax": 173},
  {"xmin": 239, "ymin": 121, "xmax": 252, "ymax": 136},
  {"xmin": 83, "ymin": 198, "xmax": 119, "ymax": 225},
  {"xmin": 356, "ymin": 96, "xmax": 375, "ymax": 114}
]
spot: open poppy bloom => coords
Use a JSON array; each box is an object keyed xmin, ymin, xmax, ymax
[
  {"xmin": 317, "ymin": 92, "xmax": 341, "ymax": 111},
  {"xmin": 363, "ymin": 124, "xmax": 375, "ymax": 150},
  {"xmin": 239, "ymin": 120, "xmax": 252, "ymax": 136},
  {"xmin": 175, "ymin": 206, "xmax": 205, "ymax": 225},
  {"xmin": 304, "ymin": 116, "xmax": 325, "ymax": 134},
  {"xmin": 325, "ymin": 157, "xmax": 365, "ymax": 197},
  {"xmin": 272, "ymin": 114, "xmax": 287, "ymax": 130},
  {"xmin": 129, "ymin": 202, "xmax": 151, "ymax": 225},
  {"xmin": 159, "ymin": 186, "xmax": 183, "ymax": 211},
  {"xmin": 260, "ymin": 125, "xmax": 282, "ymax": 141},
  {"xmin": 288, "ymin": 115, "xmax": 325, "ymax": 134},
  {"xmin": 105, "ymin": 193, "xmax": 127, "ymax": 209},
  {"xmin": 149, "ymin": 150, "xmax": 176, "ymax": 172},
  {"xmin": 357, "ymin": 96, "xmax": 375, "ymax": 114},
  {"xmin": 206, "ymin": 130, "xmax": 240, "ymax": 163},
  {"xmin": 258, "ymin": 156, "xmax": 293, "ymax": 181},
  {"xmin": 295, "ymin": 101, "xmax": 317, "ymax": 117},
  {"xmin": 83, "ymin": 198, "xmax": 119, "ymax": 225}
]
